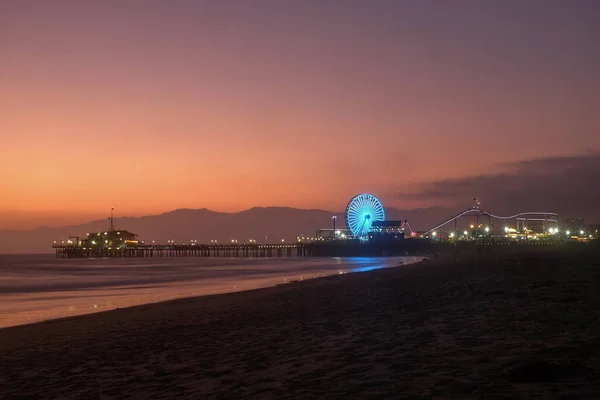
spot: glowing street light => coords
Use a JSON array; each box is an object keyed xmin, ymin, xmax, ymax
[
  {"xmin": 566, "ymin": 230, "xmax": 570, "ymax": 236},
  {"xmin": 484, "ymin": 226, "xmax": 490, "ymax": 232},
  {"xmin": 463, "ymin": 231, "xmax": 468, "ymax": 236},
  {"xmin": 580, "ymin": 230, "xmax": 585, "ymax": 236},
  {"xmin": 449, "ymin": 232, "xmax": 455, "ymax": 238}
]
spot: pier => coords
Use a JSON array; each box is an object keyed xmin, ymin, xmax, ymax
[
  {"xmin": 52, "ymin": 239, "xmax": 575, "ymax": 259},
  {"xmin": 53, "ymin": 243, "xmax": 307, "ymax": 259},
  {"xmin": 50, "ymin": 197, "xmax": 594, "ymax": 260}
]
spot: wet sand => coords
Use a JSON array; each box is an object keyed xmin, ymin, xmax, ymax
[{"xmin": 1, "ymin": 248, "xmax": 600, "ymax": 399}]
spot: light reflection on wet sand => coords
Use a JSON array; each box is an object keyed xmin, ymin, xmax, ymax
[{"xmin": 0, "ymin": 255, "xmax": 422, "ymax": 328}]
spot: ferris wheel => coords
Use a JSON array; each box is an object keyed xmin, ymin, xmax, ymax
[{"xmin": 345, "ymin": 193, "xmax": 385, "ymax": 238}]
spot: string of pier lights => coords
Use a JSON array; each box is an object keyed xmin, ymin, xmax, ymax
[
  {"xmin": 163, "ymin": 239, "xmax": 200, "ymax": 245},
  {"xmin": 296, "ymin": 236, "xmax": 323, "ymax": 242},
  {"xmin": 429, "ymin": 226, "xmax": 594, "ymax": 240},
  {"xmin": 548, "ymin": 228, "xmax": 591, "ymax": 238},
  {"xmin": 209, "ymin": 239, "xmax": 288, "ymax": 244},
  {"xmin": 430, "ymin": 225, "xmax": 492, "ymax": 240},
  {"xmin": 158, "ymin": 239, "xmax": 288, "ymax": 245},
  {"xmin": 145, "ymin": 230, "xmax": 596, "ymax": 246}
]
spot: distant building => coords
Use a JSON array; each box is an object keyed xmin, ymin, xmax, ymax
[
  {"xmin": 563, "ymin": 217, "xmax": 585, "ymax": 232},
  {"xmin": 80, "ymin": 230, "xmax": 138, "ymax": 249},
  {"xmin": 584, "ymin": 224, "xmax": 599, "ymax": 238},
  {"xmin": 368, "ymin": 220, "xmax": 407, "ymax": 242}
]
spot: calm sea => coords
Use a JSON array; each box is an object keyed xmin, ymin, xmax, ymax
[{"xmin": 0, "ymin": 254, "xmax": 420, "ymax": 329}]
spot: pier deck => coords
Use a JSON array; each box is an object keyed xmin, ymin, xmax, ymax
[
  {"xmin": 52, "ymin": 240, "xmax": 575, "ymax": 259},
  {"xmin": 53, "ymin": 244, "xmax": 306, "ymax": 258}
]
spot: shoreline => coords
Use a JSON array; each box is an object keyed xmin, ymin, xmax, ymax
[
  {"xmin": 0, "ymin": 258, "xmax": 418, "ymax": 334},
  {"xmin": 0, "ymin": 255, "xmax": 425, "ymax": 330},
  {"xmin": 1, "ymin": 249, "xmax": 599, "ymax": 398}
]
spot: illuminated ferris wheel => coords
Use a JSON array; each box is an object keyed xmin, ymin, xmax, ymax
[{"xmin": 345, "ymin": 193, "xmax": 385, "ymax": 238}]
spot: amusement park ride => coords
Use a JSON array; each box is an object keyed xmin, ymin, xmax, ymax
[
  {"xmin": 419, "ymin": 197, "xmax": 563, "ymax": 241},
  {"xmin": 320, "ymin": 194, "xmax": 583, "ymax": 243},
  {"xmin": 316, "ymin": 193, "xmax": 416, "ymax": 241}
]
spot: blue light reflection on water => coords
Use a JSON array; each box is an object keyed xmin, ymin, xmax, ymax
[
  {"xmin": 351, "ymin": 264, "xmax": 385, "ymax": 273},
  {"xmin": 339, "ymin": 256, "xmax": 409, "ymax": 274}
]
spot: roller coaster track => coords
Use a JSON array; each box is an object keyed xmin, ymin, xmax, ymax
[
  {"xmin": 422, "ymin": 208, "xmax": 558, "ymax": 236},
  {"xmin": 401, "ymin": 220, "xmax": 416, "ymax": 236}
]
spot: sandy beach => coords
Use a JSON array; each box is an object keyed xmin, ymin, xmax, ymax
[{"xmin": 1, "ymin": 248, "xmax": 599, "ymax": 399}]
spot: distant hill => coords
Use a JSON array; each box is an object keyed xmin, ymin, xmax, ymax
[{"xmin": 0, "ymin": 206, "xmax": 453, "ymax": 254}]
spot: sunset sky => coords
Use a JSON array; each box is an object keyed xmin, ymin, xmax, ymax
[{"xmin": 2, "ymin": 0, "xmax": 599, "ymax": 229}]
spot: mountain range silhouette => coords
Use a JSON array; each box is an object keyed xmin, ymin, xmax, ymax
[{"xmin": 0, "ymin": 206, "xmax": 455, "ymax": 254}]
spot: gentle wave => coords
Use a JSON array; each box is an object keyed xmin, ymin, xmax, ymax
[{"xmin": 0, "ymin": 254, "xmax": 421, "ymax": 328}]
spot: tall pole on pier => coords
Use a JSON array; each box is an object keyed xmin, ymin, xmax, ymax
[
  {"xmin": 473, "ymin": 198, "xmax": 481, "ymax": 239},
  {"xmin": 110, "ymin": 208, "xmax": 114, "ymax": 231},
  {"xmin": 332, "ymin": 216, "xmax": 337, "ymax": 240}
]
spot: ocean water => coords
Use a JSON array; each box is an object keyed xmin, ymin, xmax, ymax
[{"xmin": 0, "ymin": 254, "xmax": 421, "ymax": 329}]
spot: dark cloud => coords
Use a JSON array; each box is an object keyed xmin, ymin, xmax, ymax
[{"xmin": 399, "ymin": 153, "xmax": 600, "ymax": 222}]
